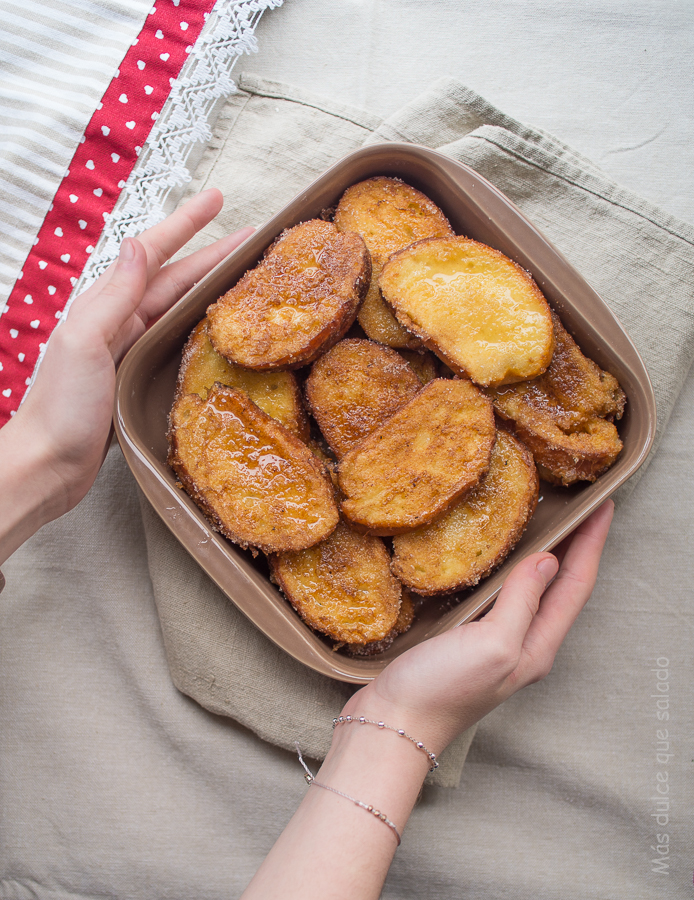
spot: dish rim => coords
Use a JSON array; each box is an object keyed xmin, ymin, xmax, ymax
[{"xmin": 114, "ymin": 142, "xmax": 657, "ymax": 684}]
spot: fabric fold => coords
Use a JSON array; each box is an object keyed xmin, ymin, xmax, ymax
[{"xmin": 138, "ymin": 493, "xmax": 476, "ymax": 788}]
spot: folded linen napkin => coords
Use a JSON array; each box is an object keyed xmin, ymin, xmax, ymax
[{"xmin": 144, "ymin": 75, "xmax": 694, "ymax": 789}]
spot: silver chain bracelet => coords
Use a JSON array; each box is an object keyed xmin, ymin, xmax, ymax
[
  {"xmin": 332, "ymin": 715, "xmax": 439, "ymax": 771},
  {"xmin": 295, "ymin": 743, "xmax": 401, "ymax": 846}
]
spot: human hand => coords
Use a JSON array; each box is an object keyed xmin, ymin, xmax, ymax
[
  {"xmin": 0, "ymin": 190, "xmax": 252, "ymax": 563},
  {"xmin": 244, "ymin": 504, "xmax": 614, "ymax": 900},
  {"xmin": 15, "ymin": 190, "xmax": 251, "ymax": 513},
  {"xmin": 345, "ymin": 500, "xmax": 614, "ymax": 754}
]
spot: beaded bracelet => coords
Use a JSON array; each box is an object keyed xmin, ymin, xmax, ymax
[
  {"xmin": 332, "ymin": 715, "xmax": 439, "ymax": 772},
  {"xmin": 295, "ymin": 743, "xmax": 401, "ymax": 846}
]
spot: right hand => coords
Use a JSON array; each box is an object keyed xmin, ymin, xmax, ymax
[{"xmin": 343, "ymin": 500, "xmax": 614, "ymax": 754}]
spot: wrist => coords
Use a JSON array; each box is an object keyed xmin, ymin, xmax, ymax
[
  {"xmin": 0, "ymin": 412, "xmax": 68, "ymax": 565},
  {"xmin": 340, "ymin": 681, "xmax": 456, "ymax": 758},
  {"xmin": 315, "ymin": 704, "xmax": 432, "ymax": 836},
  {"xmin": 249, "ymin": 702, "xmax": 430, "ymax": 900}
]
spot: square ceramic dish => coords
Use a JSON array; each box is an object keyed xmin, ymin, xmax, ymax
[{"xmin": 114, "ymin": 143, "xmax": 656, "ymax": 684}]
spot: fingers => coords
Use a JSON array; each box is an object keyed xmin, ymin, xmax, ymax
[
  {"xmin": 516, "ymin": 501, "xmax": 614, "ymax": 684},
  {"xmin": 536, "ymin": 500, "xmax": 614, "ymax": 636},
  {"xmin": 68, "ymin": 190, "xmax": 227, "ymax": 312},
  {"xmin": 484, "ymin": 552, "xmax": 559, "ymax": 645},
  {"xmin": 482, "ymin": 500, "xmax": 614, "ymax": 691},
  {"xmin": 75, "ymin": 237, "xmax": 149, "ymax": 351},
  {"xmin": 137, "ymin": 188, "xmax": 225, "ymax": 275},
  {"xmin": 66, "ymin": 193, "xmax": 252, "ymax": 356},
  {"xmin": 558, "ymin": 499, "xmax": 614, "ymax": 581},
  {"xmin": 368, "ymin": 502, "xmax": 615, "ymax": 745},
  {"xmin": 137, "ymin": 225, "xmax": 255, "ymax": 324}
]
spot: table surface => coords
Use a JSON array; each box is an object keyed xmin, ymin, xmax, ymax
[
  {"xmin": 236, "ymin": 6, "xmax": 694, "ymax": 895},
  {"xmin": 2, "ymin": 2, "xmax": 693, "ymax": 898}
]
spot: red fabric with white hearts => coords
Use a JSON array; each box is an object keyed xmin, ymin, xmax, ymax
[{"xmin": 0, "ymin": 0, "xmax": 217, "ymax": 426}]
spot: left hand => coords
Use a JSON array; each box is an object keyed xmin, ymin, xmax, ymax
[{"xmin": 11, "ymin": 189, "xmax": 252, "ymax": 519}]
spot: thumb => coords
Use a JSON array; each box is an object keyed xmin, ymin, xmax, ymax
[
  {"xmin": 80, "ymin": 238, "xmax": 149, "ymax": 353},
  {"xmin": 483, "ymin": 553, "xmax": 559, "ymax": 644}
]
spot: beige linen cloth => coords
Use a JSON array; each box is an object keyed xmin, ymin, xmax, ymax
[
  {"xmin": 2, "ymin": 73, "xmax": 694, "ymax": 900},
  {"xmin": 139, "ymin": 74, "xmax": 694, "ymax": 789}
]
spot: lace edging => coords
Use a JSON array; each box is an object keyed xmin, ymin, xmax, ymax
[{"xmin": 69, "ymin": 0, "xmax": 283, "ymax": 301}]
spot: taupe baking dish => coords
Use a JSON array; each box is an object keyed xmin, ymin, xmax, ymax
[{"xmin": 114, "ymin": 143, "xmax": 656, "ymax": 684}]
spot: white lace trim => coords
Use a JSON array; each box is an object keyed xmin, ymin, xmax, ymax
[
  {"xmin": 19, "ymin": 0, "xmax": 281, "ymax": 410},
  {"xmin": 69, "ymin": 0, "xmax": 283, "ymax": 301}
]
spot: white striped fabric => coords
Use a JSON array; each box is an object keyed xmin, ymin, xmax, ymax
[{"xmin": 0, "ymin": 0, "xmax": 151, "ymax": 308}]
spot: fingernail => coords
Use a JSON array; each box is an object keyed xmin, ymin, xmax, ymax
[
  {"xmin": 199, "ymin": 187, "xmax": 222, "ymax": 203},
  {"xmin": 536, "ymin": 556, "xmax": 558, "ymax": 585},
  {"xmin": 119, "ymin": 238, "xmax": 135, "ymax": 262}
]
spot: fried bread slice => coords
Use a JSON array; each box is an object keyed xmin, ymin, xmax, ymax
[
  {"xmin": 305, "ymin": 338, "xmax": 422, "ymax": 458},
  {"xmin": 168, "ymin": 384, "xmax": 338, "ymax": 553},
  {"xmin": 343, "ymin": 590, "xmax": 415, "ymax": 656},
  {"xmin": 489, "ymin": 312, "xmax": 626, "ymax": 484},
  {"xmin": 269, "ymin": 518, "xmax": 402, "ymax": 644},
  {"xmin": 338, "ymin": 378, "xmax": 496, "ymax": 535},
  {"xmin": 207, "ymin": 219, "xmax": 370, "ymax": 370},
  {"xmin": 398, "ymin": 349, "xmax": 439, "ymax": 385},
  {"xmin": 379, "ymin": 236, "xmax": 554, "ymax": 387},
  {"xmin": 177, "ymin": 319, "xmax": 309, "ymax": 440},
  {"xmin": 307, "ymin": 437, "xmax": 338, "ymax": 485},
  {"xmin": 392, "ymin": 430, "xmax": 538, "ymax": 594},
  {"xmin": 334, "ymin": 177, "xmax": 453, "ymax": 349}
]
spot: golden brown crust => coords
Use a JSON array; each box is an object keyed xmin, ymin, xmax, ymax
[
  {"xmin": 379, "ymin": 235, "xmax": 554, "ymax": 387},
  {"xmin": 342, "ymin": 590, "xmax": 415, "ymax": 656},
  {"xmin": 334, "ymin": 177, "xmax": 454, "ymax": 349},
  {"xmin": 177, "ymin": 319, "xmax": 309, "ymax": 440},
  {"xmin": 305, "ymin": 338, "xmax": 422, "ymax": 458},
  {"xmin": 165, "ymin": 178, "xmax": 628, "ymax": 644},
  {"xmin": 337, "ymin": 378, "xmax": 496, "ymax": 535},
  {"xmin": 392, "ymin": 588, "xmax": 415, "ymax": 635},
  {"xmin": 207, "ymin": 220, "xmax": 370, "ymax": 370},
  {"xmin": 306, "ymin": 437, "xmax": 339, "ymax": 486},
  {"xmin": 168, "ymin": 384, "xmax": 338, "ymax": 553},
  {"xmin": 392, "ymin": 430, "xmax": 539, "ymax": 594},
  {"xmin": 489, "ymin": 312, "xmax": 626, "ymax": 484},
  {"xmin": 269, "ymin": 519, "xmax": 402, "ymax": 644},
  {"xmin": 397, "ymin": 349, "xmax": 439, "ymax": 384},
  {"xmin": 492, "ymin": 311, "xmax": 626, "ymax": 425},
  {"xmin": 357, "ymin": 291, "xmax": 421, "ymax": 350}
]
